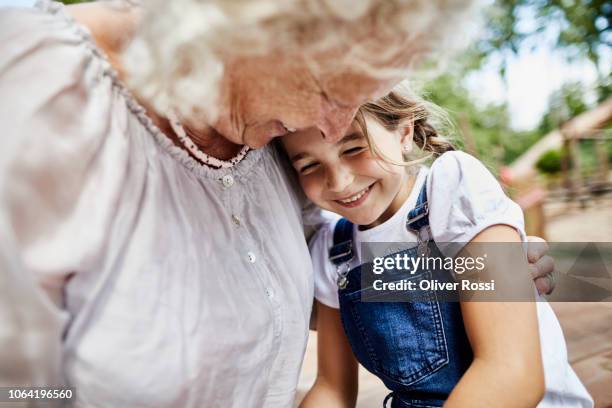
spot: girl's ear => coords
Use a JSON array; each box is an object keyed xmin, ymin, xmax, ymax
[{"xmin": 400, "ymin": 122, "xmax": 414, "ymax": 154}]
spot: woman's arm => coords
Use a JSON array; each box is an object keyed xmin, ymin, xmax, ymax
[
  {"xmin": 444, "ymin": 225, "xmax": 545, "ymax": 407},
  {"xmin": 0, "ymin": 214, "xmax": 66, "ymax": 386},
  {"xmin": 300, "ymin": 301, "xmax": 359, "ymax": 408}
]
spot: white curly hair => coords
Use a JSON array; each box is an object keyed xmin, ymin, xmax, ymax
[{"xmin": 123, "ymin": 0, "xmax": 483, "ymax": 123}]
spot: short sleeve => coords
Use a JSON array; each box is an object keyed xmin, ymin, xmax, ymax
[
  {"xmin": 308, "ymin": 220, "xmax": 341, "ymax": 309},
  {"xmin": 428, "ymin": 151, "xmax": 526, "ymax": 257},
  {"xmin": 0, "ymin": 4, "xmax": 131, "ymax": 287}
]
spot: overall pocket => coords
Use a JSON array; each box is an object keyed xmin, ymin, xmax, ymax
[{"xmin": 339, "ymin": 270, "xmax": 449, "ymax": 386}]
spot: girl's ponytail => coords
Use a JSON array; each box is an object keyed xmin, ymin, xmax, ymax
[
  {"xmin": 412, "ymin": 116, "xmax": 455, "ymax": 156},
  {"xmin": 356, "ymin": 90, "xmax": 455, "ymax": 164}
]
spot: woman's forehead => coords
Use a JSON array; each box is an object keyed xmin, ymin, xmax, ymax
[
  {"xmin": 229, "ymin": 48, "xmax": 399, "ymax": 107},
  {"xmin": 282, "ymin": 120, "xmax": 362, "ymax": 150},
  {"xmin": 320, "ymin": 71, "xmax": 398, "ymax": 106}
]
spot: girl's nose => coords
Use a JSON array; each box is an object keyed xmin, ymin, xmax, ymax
[
  {"xmin": 317, "ymin": 103, "xmax": 358, "ymax": 143},
  {"xmin": 326, "ymin": 164, "xmax": 354, "ymax": 193}
]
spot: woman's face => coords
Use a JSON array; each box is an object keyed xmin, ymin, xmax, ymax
[
  {"xmin": 211, "ymin": 54, "xmax": 400, "ymax": 148},
  {"xmin": 281, "ymin": 118, "xmax": 414, "ymax": 228}
]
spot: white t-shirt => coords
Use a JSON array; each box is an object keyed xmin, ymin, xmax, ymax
[{"xmin": 309, "ymin": 151, "xmax": 593, "ymax": 407}]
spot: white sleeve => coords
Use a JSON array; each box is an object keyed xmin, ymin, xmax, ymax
[
  {"xmin": 428, "ymin": 151, "xmax": 526, "ymax": 257},
  {"xmin": 308, "ymin": 221, "xmax": 341, "ymax": 309},
  {"xmin": 302, "ymin": 199, "xmax": 340, "ymax": 241},
  {"xmin": 0, "ymin": 6, "xmax": 125, "ymax": 386},
  {"xmin": 0, "ymin": 214, "xmax": 67, "ymax": 387}
]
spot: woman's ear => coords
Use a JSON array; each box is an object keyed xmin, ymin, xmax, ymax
[{"xmin": 400, "ymin": 122, "xmax": 414, "ymax": 154}]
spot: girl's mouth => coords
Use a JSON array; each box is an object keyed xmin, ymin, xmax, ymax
[{"xmin": 334, "ymin": 184, "xmax": 373, "ymax": 208}]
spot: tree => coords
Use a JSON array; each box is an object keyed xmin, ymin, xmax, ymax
[
  {"xmin": 536, "ymin": 149, "xmax": 563, "ymax": 174},
  {"xmin": 479, "ymin": 0, "xmax": 610, "ymax": 65},
  {"xmin": 476, "ymin": 0, "xmax": 610, "ymax": 100},
  {"xmin": 421, "ymin": 71, "xmax": 540, "ymax": 167},
  {"xmin": 418, "ymin": 1, "xmax": 609, "ymax": 170},
  {"xmin": 538, "ymin": 81, "xmax": 590, "ymax": 134}
]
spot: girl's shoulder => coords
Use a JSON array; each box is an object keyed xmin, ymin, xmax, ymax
[
  {"xmin": 308, "ymin": 218, "xmax": 337, "ymax": 258},
  {"xmin": 426, "ymin": 151, "xmax": 526, "ymax": 255},
  {"xmin": 427, "ymin": 150, "xmax": 506, "ymax": 200},
  {"xmin": 429, "ymin": 150, "xmax": 491, "ymax": 180}
]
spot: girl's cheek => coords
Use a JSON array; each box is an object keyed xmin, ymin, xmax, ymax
[
  {"xmin": 300, "ymin": 175, "xmax": 324, "ymax": 205},
  {"xmin": 357, "ymin": 155, "xmax": 388, "ymax": 174},
  {"xmin": 360, "ymin": 150, "xmax": 383, "ymax": 164},
  {"xmin": 371, "ymin": 155, "xmax": 401, "ymax": 174}
]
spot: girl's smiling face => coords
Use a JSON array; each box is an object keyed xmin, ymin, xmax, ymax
[{"xmin": 282, "ymin": 117, "xmax": 415, "ymax": 228}]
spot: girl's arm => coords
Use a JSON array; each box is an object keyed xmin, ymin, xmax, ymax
[
  {"xmin": 444, "ymin": 225, "xmax": 546, "ymax": 407},
  {"xmin": 300, "ymin": 301, "xmax": 359, "ymax": 408}
]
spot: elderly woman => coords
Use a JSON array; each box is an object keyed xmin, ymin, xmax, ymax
[{"xmin": 0, "ymin": 0, "xmax": 555, "ymax": 407}]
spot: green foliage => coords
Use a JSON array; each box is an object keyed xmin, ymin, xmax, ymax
[
  {"xmin": 421, "ymin": 1, "xmax": 608, "ymax": 168},
  {"xmin": 595, "ymin": 75, "xmax": 611, "ymax": 102},
  {"xmin": 422, "ymin": 71, "xmax": 543, "ymax": 167},
  {"xmin": 536, "ymin": 149, "xmax": 563, "ymax": 174},
  {"xmin": 421, "ymin": 70, "xmax": 600, "ymax": 169},
  {"xmin": 534, "ymin": 140, "xmax": 611, "ymax": 177},
  {"xmin": 477, "ymin": 0, "xmax": 611, "ymax": 71},
  {"xmin": 538, "ymin": 81, "xmax": 590, "ymax": 134}
]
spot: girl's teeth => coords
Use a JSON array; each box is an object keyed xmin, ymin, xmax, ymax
[{"xmin": 339, "ymin": 187, "xmax": 368, "ymax": 204}]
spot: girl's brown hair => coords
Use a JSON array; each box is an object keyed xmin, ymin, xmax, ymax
[{"xmin": 355, "ymin": 90, "xmax": 455, "ymax": 166}]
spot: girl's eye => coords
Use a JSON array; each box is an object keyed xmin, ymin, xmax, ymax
[
  {"xmin": 299, "ymin": 162, "xmax": 320, "ymax": 175},
  {"xmin": 342, "ymin": 146, "xmax": 366, "ymax": 156}
]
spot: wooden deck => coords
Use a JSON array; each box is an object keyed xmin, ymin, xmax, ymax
[{"xmin": 551, "ymin": 303, "xmax": 612, "ymax": 407}]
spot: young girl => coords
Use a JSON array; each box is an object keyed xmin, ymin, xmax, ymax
[{"xmin": 281, "ymin": 90, "xmax": 593, "ymax": 407}]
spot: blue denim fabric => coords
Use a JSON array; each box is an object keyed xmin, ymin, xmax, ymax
[{"xmin": 330, "ymin": 181, "xmax": 473, "ymax": 407}]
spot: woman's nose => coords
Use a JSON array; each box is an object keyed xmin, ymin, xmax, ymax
[
  {"xmin": 326, "ymin": 164, "xmax": 354, "ymax": 193},
  {"xmin": 317, "ymin": 103, "xmax": 358, "ymax": 143}
]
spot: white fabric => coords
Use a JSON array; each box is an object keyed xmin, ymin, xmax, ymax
[
  {"xmin": 0, "ymin": 2, "xmax": 317, "ymax": 407},
  {"xmin": 309, "ymin": 151, "xmax": 592, "ymax": 407}
]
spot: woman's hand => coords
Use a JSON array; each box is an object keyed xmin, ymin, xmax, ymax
[{"xmin": 526, "ymin": 236, "xmax": 556, "ymax": 295}]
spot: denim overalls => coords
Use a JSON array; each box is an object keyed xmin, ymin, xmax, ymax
[{"xmin": 328, "ymin": 180, "xmax": 473, "ymax": 407}]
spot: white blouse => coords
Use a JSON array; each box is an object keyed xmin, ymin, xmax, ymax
[{"xmin": 0, "ymin": 2, "xmax": 315, "ymax": 407}]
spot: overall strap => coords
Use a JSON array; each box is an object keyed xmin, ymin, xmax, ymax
[
  {"xmin": 329, "ymin": 218, "xmax": 354, "ymax": 266},
  {"xmin": 405, "ymin": 177, "xmax": 430, "ymax": 233}
]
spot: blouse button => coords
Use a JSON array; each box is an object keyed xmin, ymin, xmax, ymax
[
  {"xmin": 247, "ymin": 251, "xmax": 256, "ymax": 263},
  {"xmin": 266, "ymin": 288, "xmax": 275, "ymax": 299},
  {"xmin": 222, "ymin": 174, "xmax": 234, "ymax": 188},
  {"xmin": 232, "ymin": 214, "xmax": 241, "ymax": 226}
]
